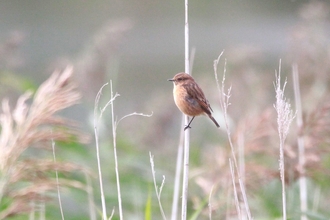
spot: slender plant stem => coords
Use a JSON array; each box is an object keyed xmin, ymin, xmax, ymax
[
  {"xmin": 94, "ymin": 83, "xmax": 109, "ymax": 220},
  {"xmin": 182, "ymin": 124, "xmax": 189, "ymax": 220},
  {"xmin": 51, "ymin": 139, "xmax": 64, "ymax": 220},
  {"xmin": 312, "ymin": 187, "xmax": 320, "ymax": 212},
  {"xmin": 28, "ymin": 200, "xmax": 35, "ymax": 220},
  {"xmin": 108, "ymin": 82, "xmax": 152, "ymax": 220},
  {"xmin": 85, "ymin": 172, "xmax": 96, "ymax": 220},
  {"xmin": 94, "ymin": 83, "xmax": 119, "ymax": 220},
  {"xmin": 213, "ymin": 52, "xmax": 252, "ymax": 219},
  {"xmin": 189, "ymin": 47, "xmax": 196, "ymax": 74},
  {"xmin": 279, "ymin": 133, "xmax": 286, "ymax": 220},
  {"xmin": 182, "ymin": 0, "xmax": 190, "ymax": 219},
  {"xmin": 40, "ymin": 195, "xmax": 45, "ymax": 220},
  {"xmin": 149, "ymin": 152, "xmax": 167, "ymax": 220},
  {"xmin": 229, "ymin": 159, "xmax": 241, "ymax": 220},
  {"xmin": 110, "ymin": 81, "xmax": 123, "ymax": 220},
  {"xmin": 94, "ymin": 81, "xmax": 152, "ymax": 220},
  {"xmin": 238, "ymin": 132, "xmax": 245, "ymax": 186},
  {"xmin": 293, "ymin": 64, "xmax": 307, "ymax": 220},
  {"xmin": 208, "ymin": 185, "xmax": 215, "ymax": 220},
  {"xmin": 109, "ymin": 208, "xmax": 115, "ymax": 220},
  {"xmin": 184, "ymin": 0, "xmax": 189, "ymax": 75},
  {"xmin": 171, "ymin": 117, "xmax": 184, "ymax": 220}
]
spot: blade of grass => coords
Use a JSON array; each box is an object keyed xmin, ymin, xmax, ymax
[{"xmin": 144, "ymin": 187, "xmax": 152, "ymax": 220}]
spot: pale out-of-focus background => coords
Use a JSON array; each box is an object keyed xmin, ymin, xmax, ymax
[{"xmin": 1, "ymin": 0, "xmax": 330, "ymax": 219}]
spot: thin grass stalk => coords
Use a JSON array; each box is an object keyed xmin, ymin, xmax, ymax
[
  {"xmin": 171, "ymin": 117, "xmax": 184, "ymax": 220},
  {"xmin": 94, "ymin": 83, "xmax": 110, "ymax": 220},
  {"xmin": 110, "ymin": 81, "xmax": 123, "ymax": 220},
  {"xmin": 238, "ymin": 177, "xmax": 250, "ymax": 220},
  {"xmin": 29, "ymin": 200, "xmax": 35, "ymax": 220},
  {"xmin": 238, "ymin": 132, "xmax": 245, "ymax": 186},
  {"xmin": 39, "ymin": 195, "xmax": 45, "ymax": 220},
  {"xmin": 85, "ymin": 172, "xmax": 96, "ymax": 220},
  {"xmin": 51, "ymin": 139, "xmax": 64, "ymax": 220},
  {"xmin": 292, "ymin": 64, "xmax": 307, "ymax": 220},
  {"xmin": 213, "ymin": 52, "xmax": 252, "ymax": 220},
  {"xmin": 189, "ymin": 47, "xmax": 196, "ymax": 74},
  {"xmin": 108, "ymin": 208, "xmax": 115, "ymax": 220},
  {"xmin": 229, "ymin": 159, "xmax": 242, "ymax": 219},
  {"xmin": 312, "ymin": 187, "xmax": 320, "ymax": 212},
  {"xmin": 107, "ymin": 84, "xmax": 152, "ymax": 220},
  {"xmin": 182, "ymin": 0, "xmax": 190, "ymax": 219},
  {"xmin": 94, "ymin": 83, "xmax": 119, "ymax": 219},
  {"xmin": 173, "ymin": 44, "xmax": 196, "ymax": 220},
  {"xmin": 149, "ymin": 152, "xmax": 167, "ymax": 220},
  {"xmin": 208, "ymin": 185, "xmax": 214, "ymax": 220},
  {"xmin": 225, "ymin": 185, "xmax": 232, "ymax": 219},
  {"xmin": 0, "ymin": 177, "xmax": 6, "ymax": 205},
  {"xmin": 181, "ymin": 54, "xmax": 190, "ymax": 218},
  {"xmin": 237, "ymin": 131, "xmax": 248, "ymax": 218},
  {"xmin": 184, "ymin": 0, "xmax": 189, "ymax": 75},
  {"xmin": 95, "ymin": 81, "xmax": 148, "ymax": 220}
]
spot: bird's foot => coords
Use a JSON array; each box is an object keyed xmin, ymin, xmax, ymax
[{"xmin": 184, "ymin": 125, "xmax": 191, "ymax": 131}]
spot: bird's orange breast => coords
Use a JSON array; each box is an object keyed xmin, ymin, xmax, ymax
[{"xmin": 173, "ymin": 85, "xmax": 204, "ymax": 116}]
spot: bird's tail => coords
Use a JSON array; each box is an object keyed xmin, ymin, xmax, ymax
[{"xmin": 208, "ymin": 115, "xmax": 220, "ymax": 128}]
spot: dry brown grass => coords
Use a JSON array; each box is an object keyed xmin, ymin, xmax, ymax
[{"xmin": 0, "ymin": 66, "xmax": 89, "ymax": 219}]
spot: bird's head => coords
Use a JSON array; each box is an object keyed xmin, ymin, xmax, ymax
[{"xmin": 168, "ymin": 72, "xmax": 193, "ymax": 85}]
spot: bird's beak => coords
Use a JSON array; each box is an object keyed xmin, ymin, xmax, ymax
[{"xmin": 168, "ymin": 78, "xmax": 175, "ymax": 82}]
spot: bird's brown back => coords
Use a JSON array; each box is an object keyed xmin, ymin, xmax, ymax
[{"xmin": 183, "ymin": 82, "xmax": 213, "ymax": 116}]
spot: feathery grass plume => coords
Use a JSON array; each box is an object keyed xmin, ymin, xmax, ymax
[
  {"xmin": 0, "ymin": 66, "xmax": 89, "ymax": 219},
  {"xmin": 273, "ymin": 62, "xmax": 295, "ymax": 220},
  {"xmin": 274, "ymin": 75, "xmax": 295, "ymax": 143}
]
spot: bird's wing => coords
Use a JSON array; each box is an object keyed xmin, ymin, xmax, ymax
[{"xmin": 184, "ymin": 82, "xmax": 213, "ymax": 115}]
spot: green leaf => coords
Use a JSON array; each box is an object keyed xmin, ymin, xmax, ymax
[{"xmin": 144, "ymin": 186, "xmax": 152, "ymax": 220}]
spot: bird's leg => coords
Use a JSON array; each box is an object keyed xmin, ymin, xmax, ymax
[{"xmin": 184, "ymin": 116, "xmax": 195, "ymax": 131}]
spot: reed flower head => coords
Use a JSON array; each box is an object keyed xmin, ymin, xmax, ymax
[{"xmin": 0, "ymin": 66, "xmax": 89, "ymax": 218}]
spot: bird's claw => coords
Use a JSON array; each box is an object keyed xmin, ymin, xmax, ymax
[{"xmin": 184, "ymin": 125, "xmax": 191, "ymax": 131}]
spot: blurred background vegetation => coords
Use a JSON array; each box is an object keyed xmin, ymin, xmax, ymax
[{"xmin": 0, "ymin": 0, "xmax": 330, "ymax": 219}]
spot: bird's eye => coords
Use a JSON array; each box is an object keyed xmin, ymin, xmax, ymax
[{"xmin": 178, "ymin": 77, "xmax": 182, "ymax": 81}]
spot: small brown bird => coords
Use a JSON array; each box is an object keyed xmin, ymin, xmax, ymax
[{"xmin": 168, "ymin": 72, "xmax": 220, "ymax": 130}]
